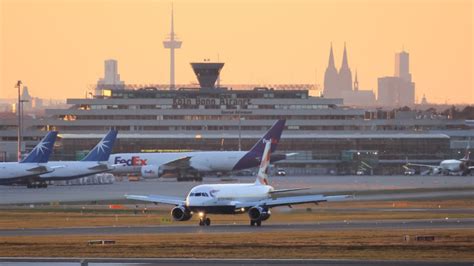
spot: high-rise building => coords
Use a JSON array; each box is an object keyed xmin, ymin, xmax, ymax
[
  {"xmin": 395, "ymin": 51, "xmax": 411, "ymax": 82},
  {"xmin": 377, "ymin": 50, "xmax": 415, "ymax": 107},
  {"xmin": 97, "ymin": 59, "xmax": 125, "ymax": 94}
]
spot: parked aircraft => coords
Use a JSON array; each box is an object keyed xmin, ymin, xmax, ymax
[
  {"xmin": 126, "ymin": 138, "xmax": 350, "ymax": 226},
  {"xmin": 110, "ymin": 120, "xmax": 292, "ymax": 181},
  {"xmin": 406, "ymin": 141, "xmax": 473, "ymax": 175},
  {"xmin": 31, "ymin": 129, "xmax": 119, "ymax": 188},
  {"xmin": 0, "ymin": 131, "xmax": 58, "ymax": 186}
]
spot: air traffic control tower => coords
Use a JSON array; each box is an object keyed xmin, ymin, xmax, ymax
[{"xmin": 191, "ymin": 62, "xmax": 224, "ymax": 89}]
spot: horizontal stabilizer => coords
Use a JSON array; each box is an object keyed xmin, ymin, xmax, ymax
[
  {"xmin": 26, "ymin": 165, "xmax": 50, "ymax": 173},
  {"xmin": 88, "ymin": 164, "xmax": 110, "ymax": 171}
]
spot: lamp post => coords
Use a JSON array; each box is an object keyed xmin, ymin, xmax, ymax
[{"xmin": 16, "ymin": 81, "xmax": 22, "ymax": 161}]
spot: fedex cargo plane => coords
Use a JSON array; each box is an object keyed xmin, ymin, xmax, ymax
[{"xmin": 109, "ymin": 120, "xmax": 290, "ymax": 181}]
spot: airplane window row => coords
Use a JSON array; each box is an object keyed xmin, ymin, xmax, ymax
[{"xmin": 189, "ymin": 192, "xmax": 209, "ymax": 197}]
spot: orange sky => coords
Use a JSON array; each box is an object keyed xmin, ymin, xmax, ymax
[{"xmin": 1, "ymin": 0, "xmax": 473, "ymax": 104}]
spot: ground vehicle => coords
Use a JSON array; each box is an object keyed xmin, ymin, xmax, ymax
[{"xmin": 276, "ymin": 168, "xmax": 286, "ymax": 176}]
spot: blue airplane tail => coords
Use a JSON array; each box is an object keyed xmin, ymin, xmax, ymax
[
  {"xmin": 81, "ymin": 130, "xmax": 118, "ymax": 162},
  {"xmin": 233, "ymin": 120, "xmax": 285, "ymax": 171},
  {"xmin": 20, "ymin": 131, "xmax": 58, "ymax": 163}
]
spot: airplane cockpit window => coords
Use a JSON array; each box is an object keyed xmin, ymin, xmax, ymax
[
  {"xmin": 195, "ymin": 193, "xmax": 202, "ymax": 197},
  {"xmin": 189, "ymin": 193, "xmax": 195, "ymax": 197},
  {"xmin": 203, "ymin": 193, "xmax": 209, "ymax": 197}
]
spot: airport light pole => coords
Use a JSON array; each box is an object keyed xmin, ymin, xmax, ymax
[
  {"xmin": 16, "ymin": 80, "xmax": 22, "ymax": 161},
  {"xmin": 238, "ymin": 105, "xmax": 242, "ymax": 151}
]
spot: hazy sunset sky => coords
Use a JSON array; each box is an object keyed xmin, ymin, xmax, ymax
[{"xmin": 0, "ymin": 0, "xmax": 472, "ymax": 104}]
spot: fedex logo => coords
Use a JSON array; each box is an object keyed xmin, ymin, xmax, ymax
[
  {"xmin": 114, "ymin": 156, "xmax": 148, "ymax": 166},
  {"xmin": 262, "ymin": 138, "xmax": 277, "ymax": 144}
]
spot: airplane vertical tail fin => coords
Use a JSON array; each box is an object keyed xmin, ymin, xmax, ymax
[
  {"xmin": 20, "ymin": 131, "xmax": 58, "ymax": 163},
  {"xmin": 461, "ymin": 137, "xmax": 471, "ymax": 161},
  {"xmin": 249, "ymin": 119, "xmax": 285, "ymax": 155},
  {"xmin": 233, "ymin": 120, "xmax": 285, "ymax": 171},
  {"xmin": 81, "ymin": 130, "xmax": 118, "ymax": 162},
  {"xmin": 255, "ymin": 139, "xmax": 272, "ymax": 186}
]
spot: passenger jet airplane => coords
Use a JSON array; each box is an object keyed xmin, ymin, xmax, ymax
[
  {"xmin": 110, "ymin": 120, "xmax": 292, "ymax": 181},
  {"xmin": 126, "ymin": 139, "xmax": 350, "ymax": 226},
  {"xmin": 31, "ymin": 129, "xmax": 119, "ymax": 188},
  {"xmin": 406, "ymin": 141, "xmax": 473, "ymax": 176},
  {"xmin": 0, "ymin": 131, "xmax": 58, "ymax": 186}
]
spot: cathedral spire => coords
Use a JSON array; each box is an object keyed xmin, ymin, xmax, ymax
[
  {"xmin": 354, "ymin": 70, "xmax": 359, "ymax": 91},
  {"xmin": 328, "ymin": 43, "xmax": 335, "ymax": 69},
  {"xmin": 341, "ymin": 42, "xmax": 349, "ymax": 69}
]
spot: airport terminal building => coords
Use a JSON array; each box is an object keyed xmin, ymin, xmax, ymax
[{"xmin": 1, "ymin": 63, "xmax": 472, "ymax": 174}]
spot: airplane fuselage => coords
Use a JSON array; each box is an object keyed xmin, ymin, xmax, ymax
[
  {"xmin": 439, "ymin": 159, "xmax": 464, "ymax": 172},
  {"xmin": 0, "ymin": 162, "xmax": 51, "ymax": 184},
  {"xmin": 185, "ymin": 183, "xmax": 273, "ymax": 214},
  {"xmin": 109, "ymin": 151, "xmax": 257, "ymax": 175},
  {"xmin": 38, "ymin": 161, "xmax": 110, "ymax": 181}
]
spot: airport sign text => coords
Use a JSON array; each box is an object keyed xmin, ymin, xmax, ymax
[{"xmin": 173, "ymin": 97, "xmax": 251, "ymax": 106}]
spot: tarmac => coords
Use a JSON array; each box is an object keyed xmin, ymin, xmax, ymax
[
  {"xmin": 1, "ymin": 175, "xmax": 473, "ymax": 205},
  {"xmin": 0, "ymin": 218, "xmax": 472, "ymax": 237}
]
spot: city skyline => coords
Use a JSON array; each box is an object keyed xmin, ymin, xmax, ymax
[{"xmin": 0, "ymin": 0, "xmax": 472, "ymax": 104}]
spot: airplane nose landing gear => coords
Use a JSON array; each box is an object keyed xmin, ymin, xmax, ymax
[{"xmin": 198, "ymin": 213, "xmax": 211, "ymax": 226}]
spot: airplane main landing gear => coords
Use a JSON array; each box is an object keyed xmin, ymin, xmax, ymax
[
  {"xmin": 199, "ymin": 217, "xmax": 211, "ymax": 226},
  {"xmin": 26, "ymin": 181, "xmax": 48, "ymax": 189},
  {"xmin": 250, "ymin": 220, "xmax": 262, "ymax": 227}
]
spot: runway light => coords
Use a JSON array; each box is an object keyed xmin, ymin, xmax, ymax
[
  {"xmin": 198, "ymin": 212, "xmax": 204, "ymax": 217},
  {"xmin": 241, "ymin": 208, "xmax": 245, "ymax": 212}
]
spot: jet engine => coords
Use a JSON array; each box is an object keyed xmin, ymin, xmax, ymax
[
  {"xmin": 171, "ymin": 206, "xmax": 192, "ymax": 221},
  {"xmin": 248, "ymin": 206, "xmax": 271, "ymax": 221},
  {"xmin": 140, "ymin": 165, "xmax": 163, "ymax": 179}
]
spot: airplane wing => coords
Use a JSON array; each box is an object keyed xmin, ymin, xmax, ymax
[
  {"xmin": 406, "ymin": 163, "xmax": 439, "ymax": 169},
  {"xmin": 162, "ymin": 156, "xmax": 192, "ymax": 169},
  {"xmin": 125, "ymin": 194, "xmax": 185, "ymax": 206},
  {"xmin": 269, "ymin": 188, "xmax": 309, "ymax": 194},
  {"xmin": 235, "ymin": 194, "xmax": 352, "ymax": 209}
]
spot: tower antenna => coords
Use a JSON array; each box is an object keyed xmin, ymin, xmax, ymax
[{"xmin": 163, "ymin": 3, "xmax": 182, "ymax": 90}]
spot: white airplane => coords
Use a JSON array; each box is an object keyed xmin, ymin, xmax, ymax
[
  {"xmin": 126, "ymin": 139, "xmax": 350, "ymax": 226},
  {"xmin": 407, "ymin": 142, "xmax": 473, "ymax": 175},
  {"xmin": 110, "ymin": 120, "xmax": 293, "ymax": 181},
  {"xmin": 31, "ymin": 129, "xmax": 119, "ymax": 188},
  {"xmin": 0, "ymin": 131, "xmax": 58, "ymax": 186}
]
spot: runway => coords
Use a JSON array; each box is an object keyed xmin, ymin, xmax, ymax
[
  {"xmin": 1, "ymin": 218, "xmax": 472, "ymax": 237},
  {"xmin": 0, "ymin": 257, "xmax": 471, "ymax": 266},
  {"xmin": 1, "ymin": 175, "xmax": 473, "ymax": 204}
]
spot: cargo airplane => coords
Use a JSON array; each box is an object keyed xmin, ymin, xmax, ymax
[
  {"xmin": 0, "ymin": 131, "xmax": 58, "ymax": 186},
  {"xmin": 126, "ymin": 139, "xmax": 350, "ymax": 226},
  {"xmin": 110, "ymin": 120, "xmax": 292, "ymax": 181}
]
